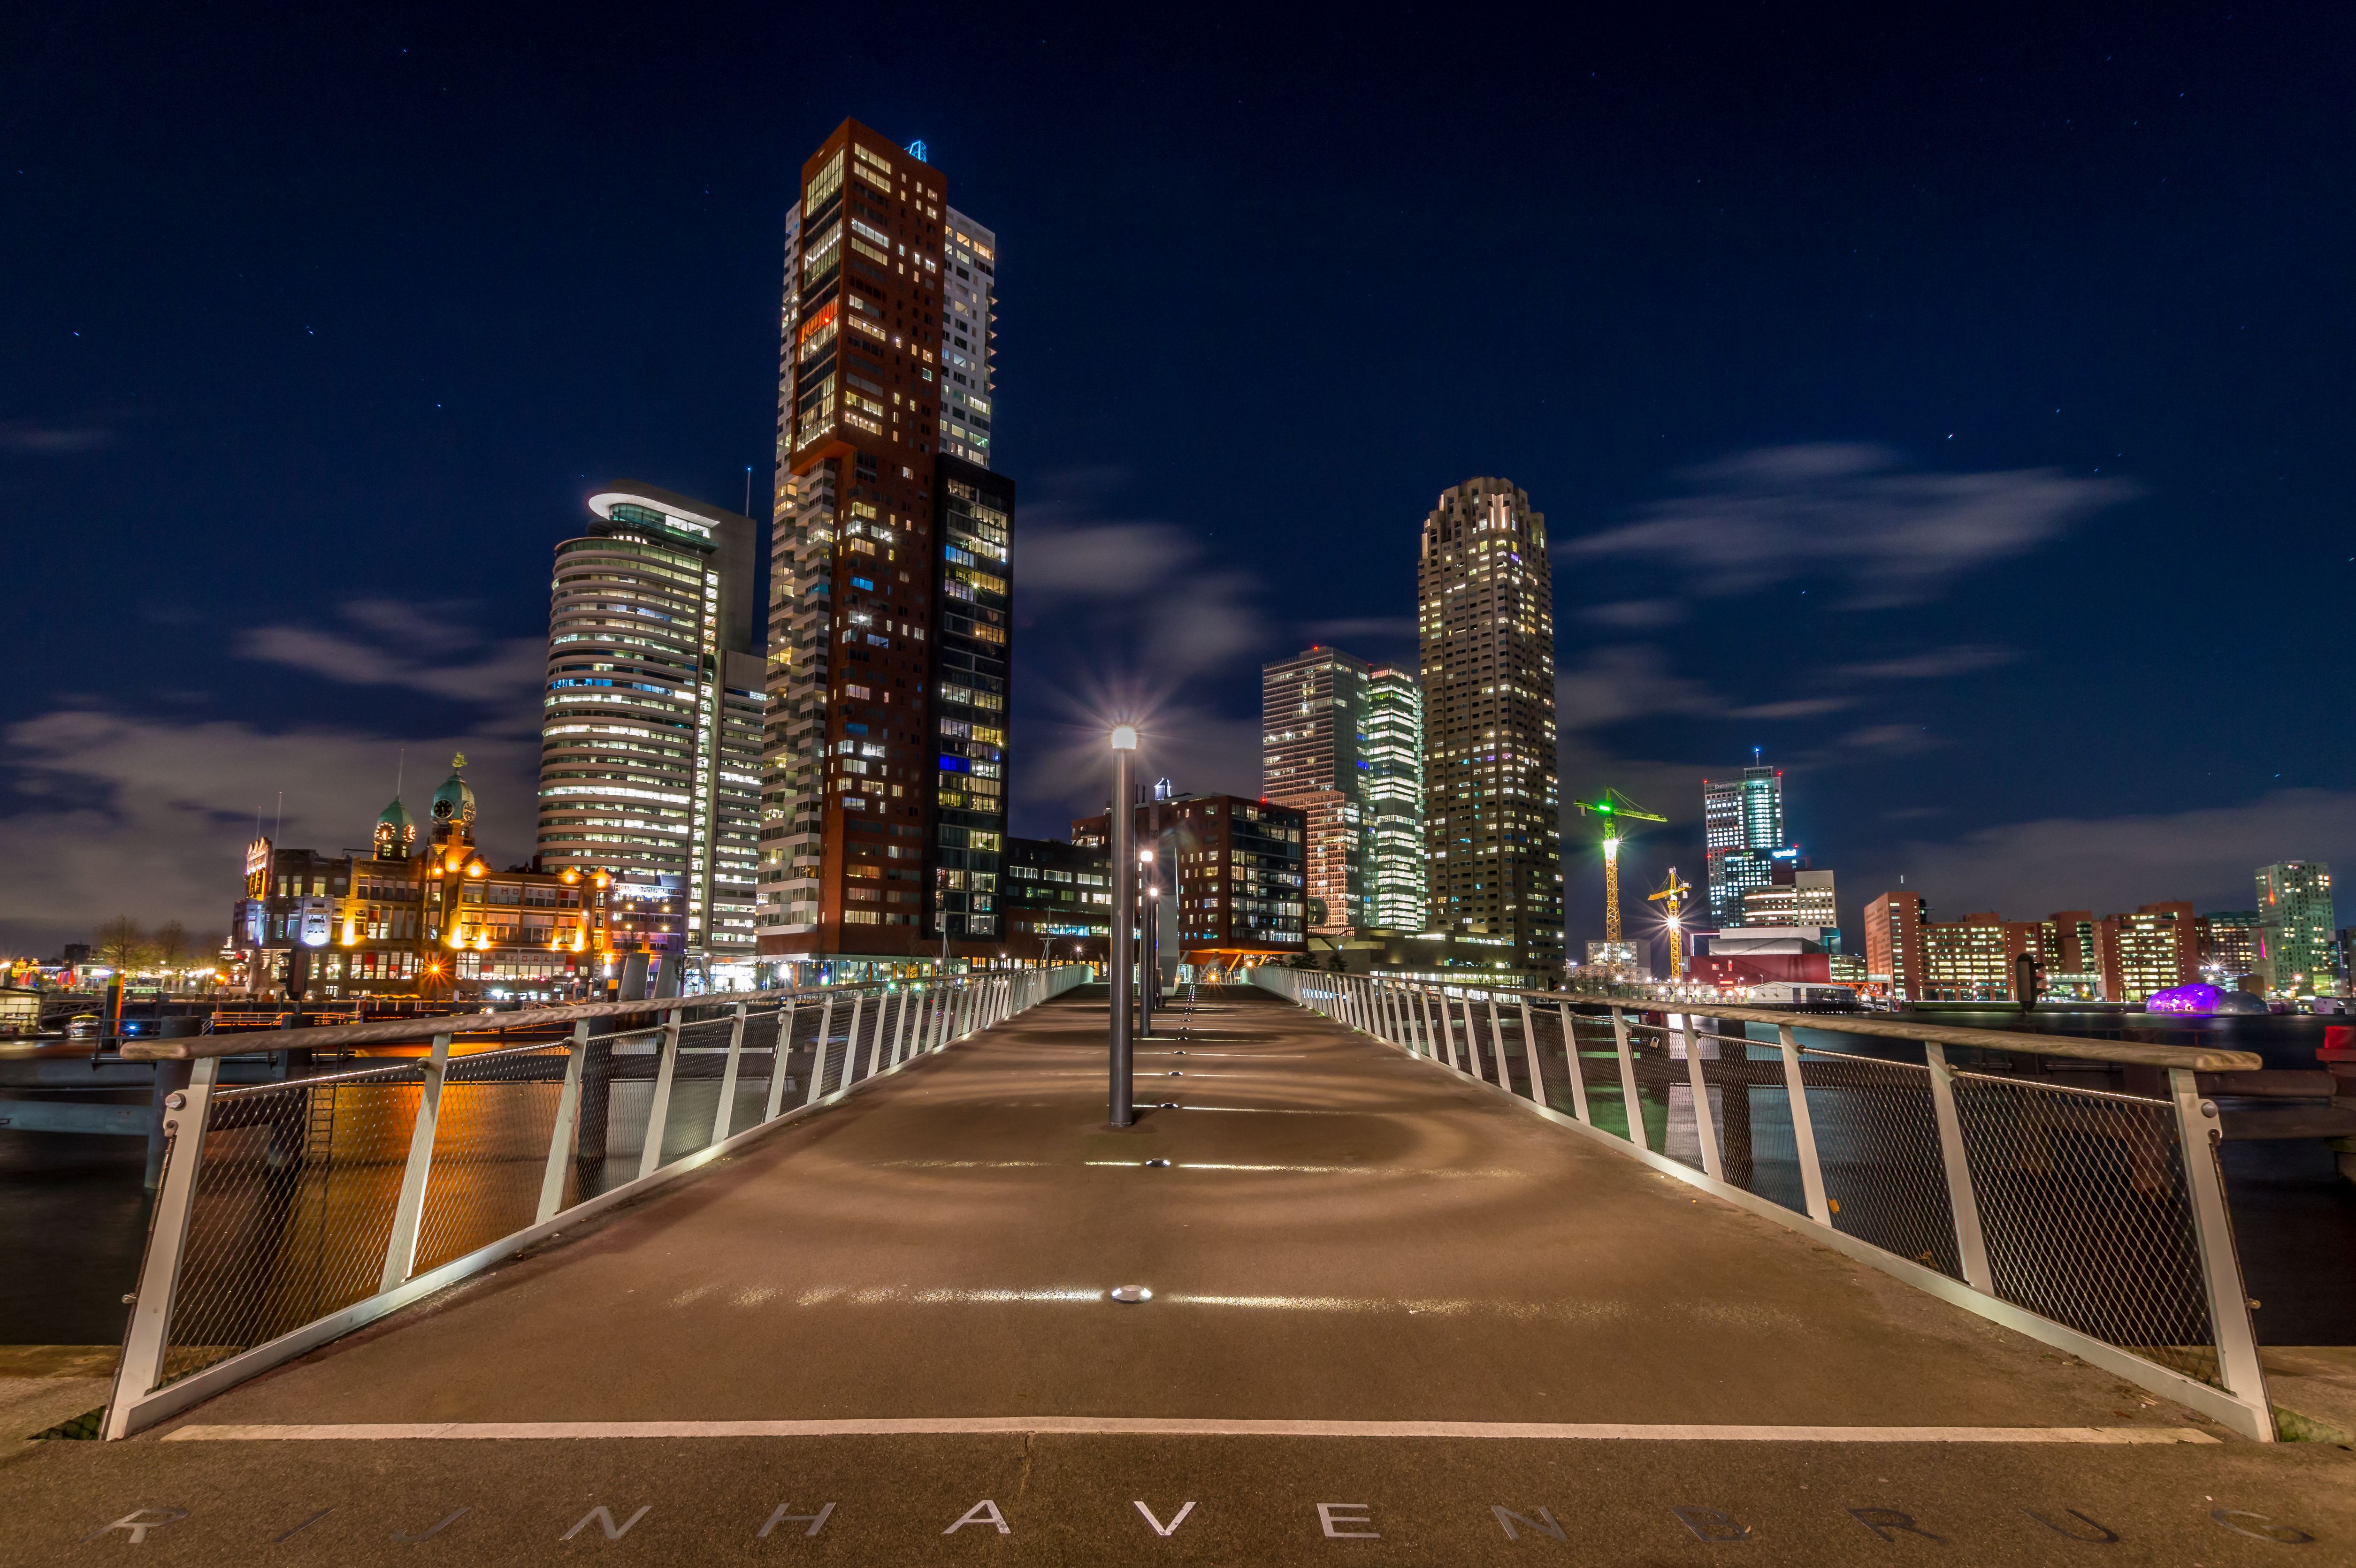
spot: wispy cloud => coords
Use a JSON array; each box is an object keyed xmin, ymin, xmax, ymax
[
  {"xmin": 1578, "ymin": 599, "xmax": 1688, "ymax": 630},
  {"xmin": 1556, "ymin": 645, "xmax": 1722, "ymax": 731},
  {"xmin": 1008, "ymin": 470, "xmax": 1277, "ymax": 837},
  {"xmin": 236, "ymin": 600, "xmax": 545, "ymax": 714},
  {"xmin": 1563, "ymin": 444, "xmax": 2133, "ymax": 609},
  {"xmin": 0, "ymin": 419, "xmax": 114, "ymax": 454},
  {"xmin": 0, "ymin": 709, "xmax": 535, "ymax": 957},
  {"xmin": 1836, "ymin": 644, "xmax": 2019, "ymax": 681},
  {"xmin": 1881, "ymin": 788, "xmax": 2356, "ymax": 916},
  {"xmin": 1300, "ymin": 615, "xmax": 1417, "ymax": 646}
]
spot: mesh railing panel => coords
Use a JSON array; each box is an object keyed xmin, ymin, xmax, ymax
[
  {"xmin": 1953, "ymin": 1071, "xmax": 2218, "ymax": 1385},
  {"xmin": 1689, "ymin": 1025, "xmax": 1809, "ymax": 1218},
  {"xmin": 1792, "ymin": 1046, "xmax": 1961, "ymax": 1279},
  {"xmin": 1570, "ymin": 1011, "xmax": 1638, "ymax": 1142},
  {"xmin": 411, "ymin": 1044, "xmax": 571, "ymax": 1276},
  {"xmin": 128, "ymin": 981, "xmax": 1079, "ymax": 1427},
  {"xmin": 574, "ymin": 1025, "xmax": 664, "ymax": 1202},
  {"xmin": 161, "ymin": 1060, "xmax": 426, "ymax": 1385},
  {"xmin": 1277, "ymin": 987, "xmax": 2250, "ymax": 1414},
  {"xmin": 653, "ymin": 1012, "xmax": 742, "ymax": 1171}
]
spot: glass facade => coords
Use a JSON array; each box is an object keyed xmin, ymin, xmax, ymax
[
  {"xmin": 2256, "ymin": 861, "xmax": 2340, "ymax": 995},
  {"xmin": 1364, "ymin": 668, "xmax": 1426, "ymax": 930},
  {"xmin": 1415, "ymin": 478, "xmax": 1562, "ymax": 973},
  {"xmin": 537, "ymin": 488, "xmax": 761, "ymax": 966}
]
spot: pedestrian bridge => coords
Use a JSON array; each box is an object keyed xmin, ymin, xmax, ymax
[{"xmin": 8, "ymin": 970, "xmax": 2347, "ymax": 1562}]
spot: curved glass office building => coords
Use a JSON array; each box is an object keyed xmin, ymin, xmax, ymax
[{"xmin": 536, "ymin": 483, "xmax": 764, "ymax": 976}]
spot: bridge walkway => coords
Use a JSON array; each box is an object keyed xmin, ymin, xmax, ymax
[{"xmin": 5, "ymin": 986, "xmax": 2346, "ymax": 1561}]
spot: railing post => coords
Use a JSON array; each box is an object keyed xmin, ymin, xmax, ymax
[
  {"xmin": 763, "ymin": 998, "xmax": 797, "ymax": 1121},
  {"xmin": 863, "ymin": 991, "xmax": 891, "ymax": 1080},
  {"xmin": 2171, "ymin": 1066, "xmax": 2272, "ymax": 1434},
  {"xmin": 804, "ymin": 993, "xmax": 837, "ymax": 1106},
  {"xmin": 1556, "ymin": 1002, "xmax": 1591, "ymax": 1123},
  {"xmin": 1674, "ymin": 1012, "xmax": 1724, "ymax": 1180},
  {"xmin": 931, "ymin": 988, "xmax": 950, "ymax": 1051},
  {"xmin": 712, "ymin": 1002, "xmax": 749, "ymax": 1143},
  {"xmin": 535, "ymin": 1021, "xmax": 589, "ymax": 1224},
  {"xmin": 1519, "ymin": 996, "xmax": 1546, "ymax": 1106},
  {"xmin": 379, "ymin": 1031, "xmax": 452, "ymax": 1291},
  {"xmin": 1610, "ymin": 1008, "xmax": 1647, "ymax": 1150},
  {"xmin": 955, "ymin": 983, "xmax": 971, "ymax": 1040},
  {"xmin": 1777, "ymin": 1025, "xmax": 1832, "ymax": 1225},
  {"xmin": 104, "ymin": 1055, "xmax": 219, "ymax": 1440},
  {"xmin": 1417, "ymin": 987, "xmax": 1438, "ymax": 1059},
  {"xmin": 839, "ymin": 991, "xmax": 868, "ymax": 1087},
  {"xmin": 637, "ymin": 1008, "xmax": 684, "ymax": 1180},
  {"xmin": 1922, "ymin": 1043, "xmax": 1993, "ymax": 1292},
  {"xmin": 1484, "ymin": 994, "xmax": 1508, "ymax": 1088}
]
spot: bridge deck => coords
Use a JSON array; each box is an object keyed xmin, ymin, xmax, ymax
[{"xmin": 8, "ymin": 987, "xmax": 2348, "ymax": 1561}]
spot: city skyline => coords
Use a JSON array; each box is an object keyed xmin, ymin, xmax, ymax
[{"xmin": 6, "ymin": 12, "xmax": 2355, "ymax": 957}]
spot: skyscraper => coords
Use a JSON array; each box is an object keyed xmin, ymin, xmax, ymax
[
  {"xmin": 1365, "ymin": 667, "xmax": 1426, "ymax": 930},
  {"xmin": 755, "ymin": 122, "xmax": 1014, "ymax": 968},
  {"xmin": 1416, "ymin": 477, "xmax": 1562, "ymax": 973},
  {"xmin": 1703, "ymin": 762, "xmax": 1789, "ymax": 928},
  {"xmin": 1262, "ymin": 646, "xmax": 1371, "ymax": 934},
  {"xmin": 536, "ymin": 484, "xmax": 764, "ymax": 974},
  {"xmin": 938, "ymin": 215, "xmax": 997, "ymax": 466},
  {"xmin": 2256, "ymin": 861, "xmax": 2339, "ymax": 995}
]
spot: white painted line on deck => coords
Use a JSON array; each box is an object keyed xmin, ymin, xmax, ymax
[{"xmin": 165, "ymin": 1418, "xmax": 2218, "ymax": 1444}]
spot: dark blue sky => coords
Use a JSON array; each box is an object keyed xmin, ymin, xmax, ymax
[{"xmin": 4, "ymin": 2, "xmax": 2351, "ymax": 955}]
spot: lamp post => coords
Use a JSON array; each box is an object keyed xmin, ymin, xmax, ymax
[
  {"xmin": 1139, "ymin": 846, "xmax": 1157, "ymax": 1038},
  {"xmin": 1109, "ymin": 724, "xmax": 1138, "ymax": 1127}
]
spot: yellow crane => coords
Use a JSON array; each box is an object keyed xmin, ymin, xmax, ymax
[
  {"xmin": 1646, "ymin": 867, "xmax": 1694, "ymax": 980},
  {"xmin": 1570, "ymin": 788, "xmax": 1666, "ymax": 944}
]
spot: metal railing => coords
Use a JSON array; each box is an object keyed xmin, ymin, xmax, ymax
[
  {"xmin": 1252, "ymin": 967, "xmax": 2277, "ymax": 1442},
  {"xmin": 103, "ymin": 967, "xmax": 1090, "ymax": 1439}
]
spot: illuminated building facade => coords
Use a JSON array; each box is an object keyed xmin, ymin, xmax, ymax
[
  {"xmin": 2095, "ymin": 903, "xmax": 2198, "ymax": 1003},
  {"xmin": 1262, "ymin": 646, "xmax": 1371, "ymax": 935},
  {"xmin": 756, "ymin": 121, "xmax": 1016, "ymax": 967},
  {"xmin": 1365, "ymin": 667, "xmax": 1426, "ymax": 930},
  {"xmin": 938, "ymin": 213, "xmax": 997, "ymax": 464},
  {"xmin": 1864, "ymin": 890, "xmax": 1928, "ymax": 1000},
  {"xmin": 1416, "ymin": 478, "xmax": 1562, "ymax": 973},
  {"xmin": 2256, "ymin": 861, "xmax": 2340, "ymax": 995},
  {"xmin": 1704, "ymin": 764, "xmax": 1788, "ymax": 928},
  {"xmin": 1075, "ymin": 795, "xmax": 1307, "ymax": 961},
  {"xmin": 1742, "ymin": 868, "xmax": 1837, "ymax": 939},
  {"xmin": 232, "ymin": 758, "xmax": 612, "ymax": 1003},
  {"xmin": 1002, "ymin": 836, "xmax": 1112, "ymax": 959},
  {"xmin": 535, "ymin": 484, "xmax": 763, "ymax": 972},
  {"xmin": 2199, "ymin": 910, "xmax": 2262, "ymax": 982}
]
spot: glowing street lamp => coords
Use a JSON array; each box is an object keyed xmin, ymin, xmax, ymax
[{"xmin": 1109, "ymin": 723, "xmax": 1139, "ymax": 1127}]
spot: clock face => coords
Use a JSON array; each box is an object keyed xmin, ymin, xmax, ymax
[{"xmin": 433, "ymin": 799, "xmax": 455, "ymax": 821}]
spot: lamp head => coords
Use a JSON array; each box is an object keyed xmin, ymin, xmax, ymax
[{"xmin": 1109, "ymin": 724, "xmax": 1139, "ymax": 752}]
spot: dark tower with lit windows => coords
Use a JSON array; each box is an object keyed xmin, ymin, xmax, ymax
[{"xmin": 755, "ymin": 121, "xmax": 1013, "ymax": 967}]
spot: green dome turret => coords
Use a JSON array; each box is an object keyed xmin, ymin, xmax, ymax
[{"xmin": 430, "ymin": 753, "xmax": 477, "ymax": 829}]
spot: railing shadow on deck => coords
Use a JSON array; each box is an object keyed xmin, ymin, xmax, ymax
[
  {"xmin": 1251, "ymin": 966, "xmax": 2275, "ymax": 1442},
  {"xmin": 101, "ymin": 967, "xmax": 1093, "ymax": 1439}
]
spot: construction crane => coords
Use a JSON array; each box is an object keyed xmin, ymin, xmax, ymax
[
  {"xmin": 1570, "ymin": 788, "xmax": 1666, "ymax": 944},
  {"xmin": 1646, "ymin": 867, "xmax": 1694, "ymax": 980}
]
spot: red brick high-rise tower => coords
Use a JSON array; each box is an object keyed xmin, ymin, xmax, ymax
[{"xmin": 756, "ymin": 122, "xmax": 1010, "ymax": 969}]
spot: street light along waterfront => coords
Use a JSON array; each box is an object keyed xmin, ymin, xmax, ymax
[{"xmin": 1109, "ymin": 724, "xmax": 1137, "ymax": 1127}]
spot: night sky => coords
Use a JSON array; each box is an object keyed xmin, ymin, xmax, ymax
[{"xmin": 5, "ymin": 3, "xmax": 2351, "ymax": 958}]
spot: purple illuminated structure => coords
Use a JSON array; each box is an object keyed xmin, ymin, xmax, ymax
[{"xmin": 2146, "ymin": 983, "xmax": 2221, "ymax": 1014}]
